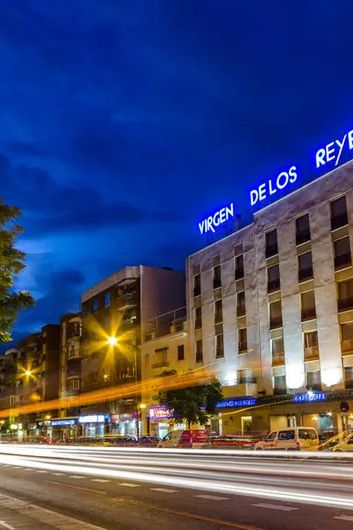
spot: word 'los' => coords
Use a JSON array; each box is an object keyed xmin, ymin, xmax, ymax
[
  {"xmin": 198, "ymin": 203, "xmax": 234, "ymax": 234},
  {"xmin": 315, "ymin": 129, "xmax": 353, "ymax": 168},
  {"xmin": 250, "ymin": 165, "xmax": 298, "ymax": 207}
]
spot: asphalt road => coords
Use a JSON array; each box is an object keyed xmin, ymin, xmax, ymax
[{"xmin": 0, "ymin": 445, "xmax": 352, "ymax": 529}]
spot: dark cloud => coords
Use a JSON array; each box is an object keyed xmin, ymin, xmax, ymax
[{"xmin": 0, "ymin": 0, "xmax": 352, "ymax": 336}]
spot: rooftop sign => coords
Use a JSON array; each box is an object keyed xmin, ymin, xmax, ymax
[
  {"xmin": 216, "ymin": 397, "xmax": 257, "ymax": 408},
  {"xmin": 293, "ymin": 392, "xmax": 326, "ymax": 403},
  {"xmin": 197, "ymin": 127, "xmax": 353, "ymax": 234}
]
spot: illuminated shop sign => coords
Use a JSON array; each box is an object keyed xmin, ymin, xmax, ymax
[
  {"xmin": 293, "ymin": 392, "xmax": 326, "ymax": 403},
  {"xmin": 78, "ymin": 414, "xmax": 108, "ymax": 423},
  {"xmin": 198, "ymin": 127, "xmax": 353, "ymax": 233},
  {"xmin": 198, "ymin": 203, "xmax": 234, "ymax": 235},
  {"xmin": 51, "ymin": 419, "xmax": 77, "ymax": 427},
  {"xmin": 216, "ymin": 397, "xmax": 257, "ymax": 408},
  {"xmin": 149, "ymin": 406, "xmax": 174, "ymax": 420}
]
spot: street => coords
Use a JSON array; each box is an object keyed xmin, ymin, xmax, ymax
[{"xmin": 0, "ymin": 446, "xmax": 352, "ymax": 529}]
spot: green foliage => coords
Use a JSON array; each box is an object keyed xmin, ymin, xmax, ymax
[
  {"xmin": 0, "ymin": 199, "xmax": 34, "ymax": 342},
  {"xmin": 158, "ymin": 379, "xmax": 223, "ymax": 428}
]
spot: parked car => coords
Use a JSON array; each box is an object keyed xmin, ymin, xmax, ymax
[
  {"xmin": 210, "ymin": 435, "xmax": 257, "ymax": 449},
  {"xmin": 255, "ymin": 427, "xmax": 319, "ymax": 451},
  {"xmin": 157, "ymin": 429, "xmax": 209, "ymax": 448},
  {"xmin": 332, "ymin": 432, "xmax": 353, "ymax": 452},
  {"xmin": 137, "ymin": 436, "xmax": 159, "ymax": 447}
]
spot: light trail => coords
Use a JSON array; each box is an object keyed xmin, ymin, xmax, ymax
[{"xmin": 1, "ymin": 445, "xmax": 353, "ymax": 511}]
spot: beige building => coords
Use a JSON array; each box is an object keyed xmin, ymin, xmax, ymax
[{"xmin": 186, "ymin": 161, "xmax": 353, "ymax": 435}]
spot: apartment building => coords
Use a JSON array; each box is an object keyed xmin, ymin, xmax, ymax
[
  {"xmin": 79, "ymin": 265, "xmax": 185, "ymax": 437},
  {"xmin": 141, "ymin": 306, "xmax": 189, "ymax": 438},
  {"xmin": 186, "ymin": 161, "xmax": 353, "ymax": 435}
]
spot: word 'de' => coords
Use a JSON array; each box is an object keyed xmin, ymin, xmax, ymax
[
  {"xmin": 250, "ymin": 165, "xmax": 298, "ymax": 207},
  {"xmin": 198, "ymin": 203, "xmax": 234, "ymax": 235}
]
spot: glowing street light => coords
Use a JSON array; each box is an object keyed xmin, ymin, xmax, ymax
[
  {"xmin": 107, "ymin": 336, "xmax": 118, "ymax": 347},
  {"xmin": 24, "ymin": 370, "xmax": 32, "ymax": 377}
]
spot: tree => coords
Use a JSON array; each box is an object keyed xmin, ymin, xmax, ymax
[
  {"xmin": 0, "ymin": 199, "xmax": 34, "ymax": 343},
  {"xmin": 158, "ymin": 379, "xmax": 223, "ymax": 429}
]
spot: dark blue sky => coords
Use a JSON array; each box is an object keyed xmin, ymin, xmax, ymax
[{"xmin": 2, "ymin": 0, "xmax": 353, "ymax": 342}]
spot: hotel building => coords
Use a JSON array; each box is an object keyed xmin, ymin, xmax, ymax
[{"xmin": 186, "ymin": 161, "xmax": 353, "ymax": 435}]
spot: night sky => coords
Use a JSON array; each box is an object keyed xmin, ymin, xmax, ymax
[{"xmin": 2, "ymin": 0, "xmax": 353, "ymax": 343}]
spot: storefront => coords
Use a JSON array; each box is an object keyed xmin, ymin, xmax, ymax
[
  {"xmin": 78, "ymin": 414, "xmax": 110, "ymax": 438},
  {"xmin": 110, "ymin": 413, "xmax": 137, "ymax": 437},
  {"xmin": 148, "ymin": 405, "xmax": 174, "ymax": 439},
  {"xmin": 50, "ymin": 417, "xmax": 78, "ymax": 442}
]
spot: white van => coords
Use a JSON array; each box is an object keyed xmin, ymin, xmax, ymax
[{"xmin": 255, "ymin": 427, "xmax": 319, "ymax": 451}]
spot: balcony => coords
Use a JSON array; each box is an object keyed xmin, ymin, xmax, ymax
[
  {"xmin": 267, "ymin": 279, "xmax": 280, "ymax": 293},
  {"xmin": 266, "ymin": 244, "xmax": 278, "ymax": 259},
  {"xmin": 235, "ymin": 268, "xmax": 244, "ymax": 281},
  {"xmin": 195, "ymin": 318, "xmax": 202, "ymax": 330},
  {"xmin": 296, "ymin": 229, "xmax": 311, "ymax": 246},
  {"xmin": 334, "ymin": 253, "xmax": 352, "ymax": 270},
  {"xmin": 341, "ymin": 339, "xmax": 353, "ymax": 355},
  {"xmin": 331, "ymin": 212, "xmax": 348, "ymax": 231},
  {"xmin": 116, "ymin": 292, "xmax": 138, "ymax": 310},
  {"xmin": 239, "ymin": 376, "xmax": 256, "ymax": 384},
  {"xmin": 238, "ymin": 342, "xmax": 248, "ymax": 353},
  {"xmin": 304, "ymin": 346, "xmax": 319, "ymax": 361},
  {"xmin": 298, "ymin": 267, "xmax": 313, "ymax": 282},
  {"xmin": 151, "ymin": 360, "xmax": 169, "ymax": 369},
  {"xmin": 338, "ymin": 298, "xmax": 353, "ymax": 312},
  {"xmin": 270, "ymin": 316, "xmax": 283, "ymax": 329},
  {"xmin": 301, "ymin": 308, "xmax": 316, "ymax": 321},
  {"xmin": 274, "ymin": 387, "xmax": 287, "ymax": 395},
  {"xmin": 226, "ymin": 381, "xmax": 257, "ymax": 397},
  {"xmin": 272, "ymin": 352, "xmax": 285, "ymax": 366}
]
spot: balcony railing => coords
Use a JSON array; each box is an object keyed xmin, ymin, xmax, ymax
[
  {"xmin": 195, "ymin": 318, "xmax": 202, "ymax": 330},
  {"xmin": 267, "ymin": 279, "xmax": 280, "ymax": 293},
  {"xmin": 331, "ymin": 212, "xmax": 348, "ymax": 231},
  {"xmin": 116, "ymin": 292, "xmax": 138, "ymax": 309},
  {"xmin": 213, "ymin": 278, "xmax": 222, "ymax": 289},
  {"xmin": 298, "ymin": 267, "xmax": 313, "ymax": 282},
  {"xmin": 272, "ymin": 352, "xmax": 285, "ymax": 366},
  {"xmin": 334, "ymin": 253, "xmax": 352, "ymax": 270},
  {"xmin": 235, "ymin": 268, "xmax": 244, "ymax": 280},
  {"xmin": 301, "ymin": 308, "xmax": 316, "ymax": 321},
  {"xmin": 266, "ymin": 244, "xmax": 278, "ymax": 259},
  {"xmin": 304, "ymin": 346, "xmax": 319, "ymax": 361},
  {"xmin": 341, "ymin": 339, "xmax": 353, "ymax": 354},
  {"xmin": 270, "ymin": 316, "xmax": 283, "ymax": 329},
  {"xmin": 296, "ymin": 229, "xmax": 311, "ymax": 246},
  {"xmin": 239, "ymin": 377, "xmax": 256, "ymax": 384},
  {"xmin": 338, "ymin": 298, "xmax": 353, "ymax": 312},
  {"xmin": 216, "ymin": 348, "xmax": 224, "ymax": 358},
  {"xmin": 151, "ymin": 360, "xmax": 169, "ymax": 369},
  {"xmin": 274, "ymin": 387, "xmax": 287, "ymax": 395}
]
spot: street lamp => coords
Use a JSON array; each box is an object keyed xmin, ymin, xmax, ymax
[
  {"xmin": 107, "ymin": 336, "xmax": 118, "ymax": 347},
  {"xmin": 24, "ymin": 370, "xmax": 32, "ymax": 377}
]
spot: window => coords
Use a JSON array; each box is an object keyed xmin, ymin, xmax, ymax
[
  {"xmin": 237, "ymin": 291, "xmax": 246, "ymax": 317},
  {"xmin": 266, "ymin": 432, "xmax": 277, "ymax": 441},
  {"xmin": 153, "ymin": 348, "xmax": 168, "ymax": 369},
  {"xmin": 331, "ymin": 196, "xmax": 348, "ymax": 230},
  {"xmin": 265, "ymin": 229, "xmax": 278, "ymax": 258},
  {"xmin": 334, "ymin": 237, "xmax": 352, "ymax": 269},
  {"xmin": 298, "ymin": 252, "xmax": 313, "ymax": 282},
  {"xmin": 306, "ymin": 370, "xmax": 321, "ymax": 390},
  {"xmin": 299, "ymin": 429, "xmax": 317, "ymax": 441},
  {"xmin": 235, "ymin": 254, "xmax": 244, "ymax": 280},
  {"xmin": 272, "ymin": 337, "xmax": 284, "ymax": 364},
  {"xmin": 278, "ymin": 430, "xmax": 295, "ymax": 440},
  {"xmin": 296, "ymin": 214, "xmax": 311, "ymax": 245},
  {"xmin": 267, "ymin": 264, "xmax": 280, "ymax": 293},
  {"xmin": 341, "ymin": 322, "xmax": 353, "ymax": 354},
  {"xmin": 238, "ymin": 328, "xmax": 247, "ymax": 352},
  {"xmin": 338, "ymin": 279, "xmax": 353, "ymax": 312},
  {"xmin": 269, "ymin": 300, "xmax": 283, "ymax": 329},
  {"xmin": 214, "ymin": 300, "xmax": 223, "ymax": 324},
  {"xmin": 92, "ymin": 299, "xmax": 99, "ymax": 314},
  {"xmin": 69, "ymin": 378, "xmax": 80, "ymax": 392},
  {"xmin": 68, "ymin": 343, "xmax": 78, "ymax": 359},
  {"xmin": 273, "ymin": 374, "xmax": 286, "ymax": 394},
  {"xmin": 301, "ymin": 290, "xmax": 316, "ymax": 321},
  {"xmin": 196, "ymin": 340, "xmax": 203, "ymax": 363},
  {"xmin": 177, "ymin": 344, "xmax": 185, "ymax": 361},
  {"xmin": 104, "ymin": 292, "xmax": 111, "ymax": 308},
  {"xmin": 216, "ymin": 333, "xmax": 224, "ymax": 358},
  {"xmin": 303, "ymin": 331, "xmax": 319, "ymax": 360},
  {"xmin": 344, "ymin": 366, "xmax": 353, "ymax": 389},
  {"xmin": 238, "ymin": 369, "xmax": 254, "ymax": 383},
  {"xmin": 195, "ymin": 306, "xmax": 202, "ymax": 329},
  {"xmin": 213, "ymin": 265, "xmax": 222, "ymax": 289},
  {"xmin": 193, "ymin": 274, "xmax": 201, "ymax": 297}
]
